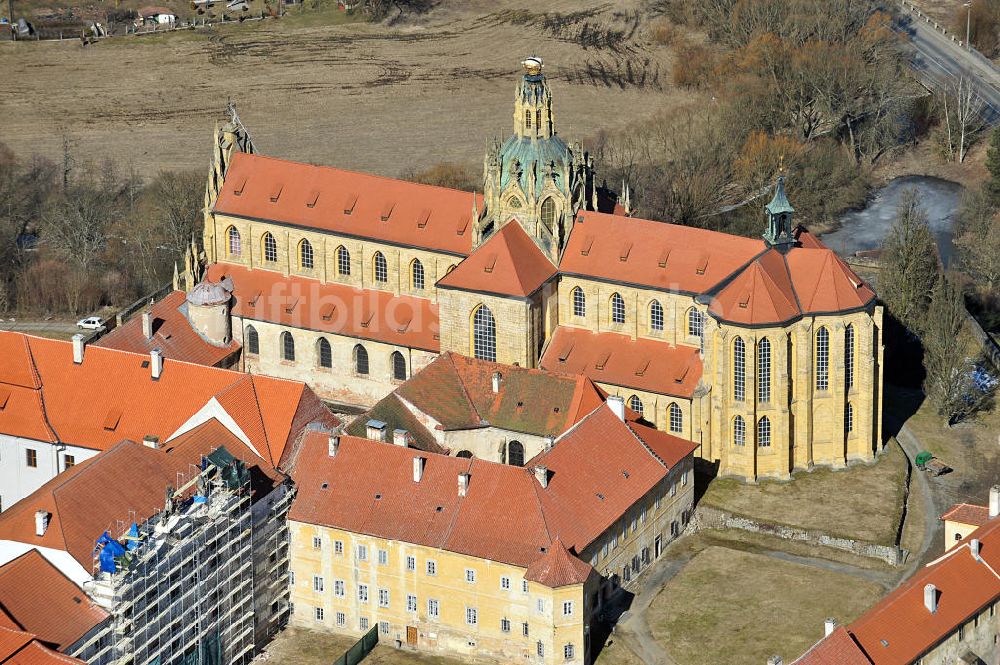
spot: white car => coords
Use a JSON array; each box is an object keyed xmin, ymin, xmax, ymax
[{"xmin": 76, "ymin": 316, "xmax": 104, "ymax": 330}]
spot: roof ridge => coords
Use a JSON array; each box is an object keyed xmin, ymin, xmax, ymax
[
  {"xmin": 756, "ymin": 253, "xmax": 800, "ymax": 316},
  {"xmin": 246, "ymin": 377, "xmax": 275, "ymax": 467},
  {"xmin": 23, "ymin": 337, "xmax": 59, "ymax": 444},
  {"xmin": 624, "ymin": 421, "xmax": 668, "ymax": 469},
  {"xmin": 447, "ymin": 354, "xmax": 485, "ymax": 425}
]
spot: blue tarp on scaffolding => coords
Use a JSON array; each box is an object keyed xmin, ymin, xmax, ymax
[{"xmin": 95, "ymin": 532, "xmax": 126, "ymax": 573}]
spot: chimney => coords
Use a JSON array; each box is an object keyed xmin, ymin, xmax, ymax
[
  {"xmin": 393, "ymin": 429, "xmax": 410, "ymax": 447},
  {"xmin": 766, "ymin": 658, "xmax": 782, "ymax": 665},
  {"xmin": 150, "ymin": 348, "xmax": 163, "ymax": 380},
  {"xmin": 990, "ymin": 485, "xmax": 999, "ymax": 519},
  {"xmin": 492, "ymin": 371, "xmax": 502, "ymax": 393},
  {"xmin": 924, "ymin": 584, "xmax": 937, "ymax": 613},
  {"xmin": 34, "ymin": 510, "xmax": 49, "ymax": 537},
  {"xmin": 970, "ymin": 538, "xmax": 982, "ymax": 561},
  {"xmin": 458, "ymin": 472, "xmax": 470, "ymax": 497},
  {"xmin": 413, "ymin": 456, "xmax": 426, "ymax": 483},
  {"xmin": 608, "ymin": 395, "xmax": 625, "ymax": 421},
  {"xmin": 366, "ymin": 420, "xmax": 387, "ymax": 442},
  {"xmin": 824, "ymin": 618, "xmax": 837, "ymax": 637},
  {"xmin": 142, "ymin": 310, "xmax": 153, "ymax": 340},
  {"xmin": 328, "ymin": 433, "xmax": 340, "ymax": 457},
  {"xmin": 72, "ymin": 334, "xmax": 85, "ymax": 364},
  {"xmin": 143, "ymin": 435, "xmax": 160, "ymax": 449},
  {"xmin": 534, "ymin": 465, "xmax": 548, "ymax": 488},
  {"xmin": 544, "ymin": 435, "xmax": 554, "ymax": 452}
]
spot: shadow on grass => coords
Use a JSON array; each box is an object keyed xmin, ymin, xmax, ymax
[{"xmin": 588, "ymin": 587, "xmax": 636, "ymax": 664}]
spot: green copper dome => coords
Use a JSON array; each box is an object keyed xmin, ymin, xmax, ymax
[{"xmin": 498, "ymin": 134, "xmax": 573, "ymax": 199}]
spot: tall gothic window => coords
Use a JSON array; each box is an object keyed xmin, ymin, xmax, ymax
[
  {"xmin": 540, "ymin": 198, "xmax": 556, "ymax": 232},
  {"xmin": 535, "ymin": 109, "xmax": 541, "ymax": 129},
  {"xmin": 846, "ymin": 402, "xmax": 854, "ymax": 435},
  {"xmin": 508, "ymin": 441, "xmax": 525, "ymax": 467},
  {"xmin": 227, "ymin": 226, "xmax": 241, "ymax": 256},
  {"xmin": 757, "ymin": 338, "xmax": 771, "ymax": 403},
  {"xmin": 845, "ymin": 324, "xmax": 855, "ymax": 390},
  {"xmin": 733, "ymin": 416, "xmax": 746, "ymax": 447},
  {"xmin": 688, "ymin": 308, "xmax": 705, "ymax": 353},
  {"xmin": 373, "ymin": 252, "xmax": 388, "ymax": 283},
  {"xmin": 611, "ymin": 293, "xmax": 625, "ymax": 325},
  {"xmin": 354, "ymin": 344, "xmax": 369, "ymax": 375},
  {"xmin": 317, "ymin": 338, "xmax": 332, "ymax": 369},
  {"xmin": 628, "ymin": 395, "xmax": 644, "ymax": 417},
  {"xmin": 472, "ymin": 305, "xmax": 497, "ymax": 362},
  {"xmin": 411, "ymin": 259, "xmax": 425, "ymax": 290},
  {"xmin": 757, "ymin": 416, "xmax": 771, "ymax": 448},
  {"xmin": 572, "ymin": 287, "xmax": 586, "ymax": 318},
  {"xmin": 816, "ymin": 326, "xmax": 830, "ymax": 391},
  {"xmin": 391, "ymin": 351, "xmax": 406, "ymax": 381},
  {"xmin": 650, "ymin": 300, "xmax": 664, "ymax": 332},
  {"xmin": 733, "ymin": 337, "xmax": 746, "ymax": 402},
  {"xmin": 262, "ymin": 232, "xmax": 278, "ymax": 263},
  {"xmin": 299, "ymin": 239, "xmax": 314, "ymax": 269},
  {"xmin": 669, "ymin": 403, "xmax": 683, "ymax": 433},
  {"xmin": 280, "ymin": 331, "xmax": 295, "ymax": 362},
  {"xmin": 245, "ymin": 325, "xmax": 258, "ymax": 355},
  {"xmin": 525, "ymin": 109, "xmax": 532, "ymax": 128},
  {"xmin": 336, "ymin": 246, "xmax": 351, "ymax": 276}
]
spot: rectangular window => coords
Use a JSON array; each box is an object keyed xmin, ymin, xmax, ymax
[
  {"xmin": 537, "ymin": 642, "xmax": 544, "ymax": 658},
  {"xmin": 670, "ymin": 481, "xmax": 677, "ymax": 497},
  {"xmin": 682, "ymin": 470, "xmax": 688, "ymax": 486},
  {"xmin": 427, "ymin": 599, "xmax": 439, "ymax": 618},
  {"xmin": 64, "ymin": 455, "xmax": 75, "ymax": 469},
  {"xmin": 357, "ymin": 544, "xmax": 368, "ymax": 561},
  {"xmin": 378, "ymin": 589, "xmax": 390, "ymax": 608},
  {"xmin": 537, "ymin": 598, "xmax": 544, "ymax": 614},
  {"xmin": 500, "ymin": 576, "xmax": 511, "ymax": 590},
  {"xmin": 601, "ymin": 542, "xmax": 608, "ymax": 558},
  {"xmin": 289, "ymin": 571, "xmax": 295, "ymax": 586},
  {"xmin": 358, "ymin": 585, "xmax": 368, "ymax": 603},
  {"xmin": 522, "ymin": 580, "xmax": 529, "ymax": 594},
  {"xmin": 312, "ymin": 576, "xmax": 324, "ymax": 592},
  {"xmin": 360, "ymin": 617, "xmax": 369, "ymax": 631},
  {"xmin": 407, "ymin": 594, "xmax": 417, "ymax": 612},
  {"xmin": 562, "ymin": 601, "xmax": 574, "ymax": 617},
  {"xmin": 630, "ymin": 517, "xmax": 637, "ymax": 533},
  {"xmin": 522, "ymin": 622, "xmax": 529, "ymax": 637},
  {"xmin": 501, "ymin": 618, "xmax": 511, "ymax": 633},
  {"xmin": 465, "ymin": 568, "xmax": 476, "ymax": 584},
  {"xmin": 406, "ymin": 555, "xmax": 416, "ymax": 571},
  {"xmin": 334, "ymin": 540, "xmax": 343, "ymax": 555},
  {"xmin": 314, "ymin": 607, "xmax": 324, "ymax": 621},
  {"xmin": 334, "ymin": 580, "xmax": 345, "ymax": 598},
  {"xmin": 378, "ymin": 549, "xmax": 388, "ymax": 565},
  {"xmin": 336, "ymin": 612, "xmax": 345, "ymax": 627},
  {"xmin": 426, "ymin": 560, "xmax": 436, "ymax": 576},
  {"xmin": 466, "ymin": 607, "xmax": 477, "ymax": 626},
  {"xmin": 564, "ymin": 644, "xmax": 575, "ymax": 660},
  {"xmin": 25, "ymin": 449, "xmax": 36, "ymax": 468},
  {"xmin": 312, "ymin": 536, "xmax": 322, "ymax": 550},
  {"xmin": 655, "ymin": 494, "xmax": 662, "ymax": 510},
  {"xmin": 379, "ymin": 621, "xmax": 390, "ymax": 635}
]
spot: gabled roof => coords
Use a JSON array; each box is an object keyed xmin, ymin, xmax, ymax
[
  {"xmin": 437, "ymin": 222, "xmax": 557, "ymax": 298},
  {"xmin": 524, "ymin": 540, "xmax": 593, "ymax": 587},
  {"xmin": 559, "ymin": 210, "xmax": 764, "ymax": 295},
  {"xmin": 791, "ymin": 626, "xmax": 870, "ymax": 665},
  {"xmin": 0, "ymin": 550, "xmax": 107, "ymax": 650},
  {"xmin": 940, "ymin": 503, "xmax": 991, "ymax": 527},
  {"xmin": 709, "ymin": 249, "xmax": 800, "ymax": 326},
  {"xmin": 204, "ymin": 263, "xmax": 440, "ymax": 353},
  {"xmin": 95, "ymin": 291, "xmax": 240, "ymax": 367},
  {"xmin": 289, "ymin": 404, "xmax": 694, "ymax": 583},
  {"xmin": 0, "ymin": 625, "xmax": 86, "ymax": 665},
  {"xmin": 539, "ymin": 327, "xmax": 703, "ymax": 399},
  {"xmin": 392, "ymin": 352, "xmax": 608, "ymax": 437},
  {"xmin": 213, "ymin": 152, "xmax": 480, "ymax": 256},
  {"xmin": 344, "ymin": 393, "xmax": 444, "ymax": 454}
]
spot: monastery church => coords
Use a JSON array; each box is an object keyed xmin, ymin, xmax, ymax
[{"xmin": 186, "ymin": 56, "xmax": 884, "ymax": 482}]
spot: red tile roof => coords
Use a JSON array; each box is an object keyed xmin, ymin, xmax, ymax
[
  {"xmin": 213, "ymin": 152, "xmax": 480, "ymax": 257},
  {"xmin": 0, "ymin": 331, "xmax": 333, "ymax": 463},
  {"xmin": 524, "ymin": 540, "xmax": 593, "ymax": 587},
  {"xmin": 940, "ymin": 503, "xmax": 991, "ymax": 527},
  {"xmin": 791, "ymin": 626, "xmax": 871, "ymax": 665},
  {"xmin": 560, "ymin": 211, "xmax": 764, "ymax": 295},
  {"xmin": 0, "ymin": 550, "xmax": 107, "ymax": 650},
  {"xmin": 392, "ymin": 352, "xmax": 608, "ymax": 436},
  {"xmin": 204, "ymin": 263, "xmax": 440, "ymax": 353},
  {"xmin": 289, "ymin": 405, "xmax": 693, "ymax": 583},
  {"xmin": 539, "ymin": 327, "xmax": 703, "ymax": 399},
  {"xmin": 796, "ymin": 517, "xmax": 1000, "ymax": 665},
  {"xmin": 4, "ymin": 640, "xmax": 85, "ymax": 665},
  {"xmin": 95, "ymin": 291, "xmax": 240, "ymax": 367},
  {"xmin": 437, "ymin": 222, "xmax": 557, "ymax": 298}
]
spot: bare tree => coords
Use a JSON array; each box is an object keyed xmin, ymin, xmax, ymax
[{"xmin": 938, "ymin": 72, "xmax": 987, "ymax": 163}]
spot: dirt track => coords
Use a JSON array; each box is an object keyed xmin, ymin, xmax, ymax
[{"xmin": 0, "ymin": 0, "xmax": 692, "ymax": 179}]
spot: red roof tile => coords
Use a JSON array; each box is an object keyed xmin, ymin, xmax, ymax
[
  {"xmin": 524, "ymin": 540, "xmax": 593, "ymax": 587},
  {"xmin": 437, "ymin": 222, "xmax": 557, "ymax": 298},
  {"xmin": 940, "ymin": 503, "xmax": 991, "ymax": 527},
  {"xmin": 5, "ymin": 640, "xmax": 85, "ymax": 665},
  {"xmin": 539, "ymin": 327, "xmax": 702, "ymax": 398},
  {"xmin": 560, "ymin": 211, "xmax": 764, "ymax": 295},
  {"xmin": 204, "ymin": 263, "xmax": 440, "ymax": 352},
  {"xmin": 214, "ymin": 152, "xmax": 480, "ymax": 257},
  {"xmin": 786, "ymin": 248, "xmax": 876, "ymax": 316},
  {"xmin": 792, "ymin": 626, "xmax": 871, "ymax": 664},
  {"xmin": 0, "ymin": 551, "xmax": 107, "ymax": 650},
  {"xmin": 95, "ymin": 291, "xmax": 240, "ymax": 367},
  {"xmin": 0, "ymin": 628, "xmax": 32, "ymax": 662},
  {"xmin": 709, "ymin": 249, "xmax": 801, "ymax": 326}
]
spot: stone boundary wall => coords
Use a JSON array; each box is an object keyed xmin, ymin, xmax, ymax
[{"xmin": 690, "ymin": 505, "xmax": 906, "ymax": 566}]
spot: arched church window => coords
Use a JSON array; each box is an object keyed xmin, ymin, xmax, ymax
[
  {"xmin": 757, "ymin": 338, "xmax": 771, "ymax": 403},
  {"xmin": 669, "ymin": 403, "xmax": 683, "ymax": 433},
  {"xmin": 317, "ymin": 338, "xmax": 332, "ymax": 369},
  {"xmin": 535, "ymin": 109, "xmax": 541, "ymax": 129},
  {"xmin": 391, "ymin": 351, "xmax": 406, "ymax": 381},
  {"xmin": 298, "ymin": 239, "xmax": 314, "ymax": 270},
  {"xmin": 336, "ymin": 246, "xmax": 351, "ymax": 276},
  {"xmin": 540, "ymin": 198, "xmax": 556, "ymax": 232},
  {"xmin": 456, "ymin": 450, "xmax": 473, "ymax": 459},
  {"xmin": 845, "ymin": 324, "xmax": 855, "ymax": 390},
  {"xmin": 508, "ymin": 441, "xmax": 524, "ymax": 467},
  {"xmin": 816, "ymin": 326, "xmax": 830, "ymax": 391},
  {"xmin": 845, "ymin": 402, "xmax": 854, "ymax": 435},
  {"xmin": 610, "ymin": 293, "xmax": 625, "ymax": 325},
  {"xmin": 411, "ymin": 259, "xmax": 425, "ymax": 291},
  {"xmin": 649, "ymin": 300, "xmax": 664, "ymax": 332},
  {"xmin": 757, "ymin": 416, "xmax": 771, "ymax": 448},
  {"xmin": 733, "ymin": 337, "xmax": 746, "ymax": 402},
  {"xmin": 227, "ymin": 226, "xmax": 241, "ymax": 257},
  {"xmin": 733, "ymin": 416, "xmax": 746, "ymax": 447},
  {"xmin": 245, "ymin": 325, "xmax": 258, "ymax": 355},
  {"xmin": 262, "ymin": 232, "xmax": 278, "ymax": 263},
  {"xmin": 354, "ymin": 344, "xmax": 369, "ymax": 376},
  {"xmin": 280, "ymin": 331, "xmax": 295, "ymax": 362},
  {"xmin": 373, "ymin": 252, "xmax": 388, "ymax": 284},
  {"xmin": 572, "ymin": 287, "xmax": 586, "ymax": 318},
  {"xmin": 525, "ymin": 109, "xmax": 532, "ymax": 129},
  {"xmin": 472, "ymin": 305, "xmax": 497, "ymax": 362},
  {"xmin": 628, "ymin": 395, "xmax": 644, "ymax": 416}
]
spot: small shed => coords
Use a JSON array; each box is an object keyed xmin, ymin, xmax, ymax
[{"xmin": 138, "ymin": 6, "xmax": 176, "ymax": 24}]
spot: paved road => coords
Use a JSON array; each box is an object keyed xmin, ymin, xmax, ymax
[
  {"xmin": 897, "ymin": 4, "xmax": 1000, "ymax": 120},
  {"xmin": 0, "ymin": 320, "xmax": 81, "ymax": 339}
]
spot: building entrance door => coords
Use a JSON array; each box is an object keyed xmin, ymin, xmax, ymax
[{"xmin": 406, "ymin": 626, "xmax": 417, "ymax": 646}]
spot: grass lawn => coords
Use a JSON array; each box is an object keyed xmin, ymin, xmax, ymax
[
  {"xmin": 649, "ymin": 547, "xmax": 885, "ymax": 665},
  {"xmin": 700, "ymin": 440, "xmax": 908, "ymax": 545},
  {"xmin": 264, "ymin": 627, "xmax": 467, "ymax": 665},
  {"xmin": 593, "ymin": 637, "xmax": 643, "ymax": 665}
]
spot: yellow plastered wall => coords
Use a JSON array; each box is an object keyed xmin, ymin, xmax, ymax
[
  {"xmin": 437, "ymin": 290, "xmax": 542, "ymax": 368},
  {"xmin": 288, "ymin": 523, "xmax": 592, "ymax": 664},
  {"xmin": 943, "ymin": 520, "xmax": 982, "ymax": 551}
]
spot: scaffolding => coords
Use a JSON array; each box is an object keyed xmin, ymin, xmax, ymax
[{"xmin": 84, "ymin": 450, "xmax": 256, "ymax": 665}]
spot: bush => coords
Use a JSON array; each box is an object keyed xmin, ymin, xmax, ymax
[{"xmin": 671, "ymin": 37, "xmax": 717, "ymax": 88}]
